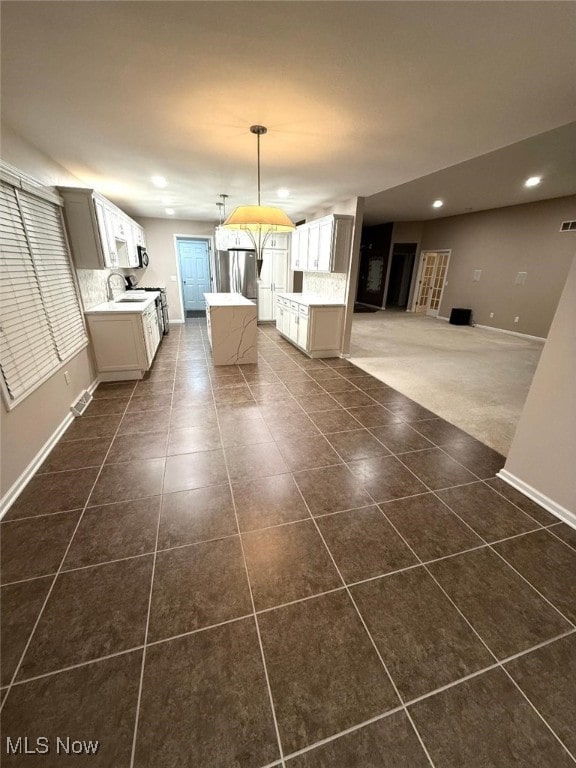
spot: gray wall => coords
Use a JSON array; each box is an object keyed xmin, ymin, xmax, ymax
[
  {"xmin": 0, "ymin": 125, "xmax": 98, "ymax": 501},
  {"xmin": 420, "ymin": 195, "xmax": 576, "ymax": 337},
  {"xmin": 503, "ymin": 254, "xmax": 576, "ymax": 518},
  {"xmin": 135, "ymin": 217, "xmax": 215, "ymax": 323}
]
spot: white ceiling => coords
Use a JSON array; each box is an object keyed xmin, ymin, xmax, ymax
[{"xmin": 2, "ymin": 1, "xmax": 576, "ymax": 225}]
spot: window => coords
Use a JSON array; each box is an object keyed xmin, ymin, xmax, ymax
[{"xmin": 0, "ymin": 174, "xmax": 88, "ymax": 410}]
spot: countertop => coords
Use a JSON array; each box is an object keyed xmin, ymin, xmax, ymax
[
  {"xmin": 204, "ymin": 292, "xmax": 256, "ymax": 307},
  {"xmin": 276, "ymin": 292, "xmax": 346, "ymax": 307},
  {"xmin": 84, "ymin": 291, "xmax": 159, "ymax": 315}
]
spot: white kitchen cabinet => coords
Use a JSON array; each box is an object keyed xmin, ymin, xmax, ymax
[
  {"xmin": 276, "ymin": 294, "xmax": 345, "ymax": 358},
  {"xmin": 266, "ymin": 232, "xmax": 290, "ymax": 249},
  {"xmin": 58, "ymin": 187, "xmax": 145, "ymax": 270},
  {"xmin": 276, "ymin": 298, "xmax": 288, "ymax": 335},
  {"xmin": 142, "ymin": 303, "xmax": 161, "ymax": 366},
  {"xmin": 297, "ymin": 305, "xmax": 309, "ymax": 348},
  {"xmin": 258, "ymin": 247, "xmax": 289, "ymax": 322},
  {"xmin": 292, "ymin": 214, "xmax": 353, "ymax": 273},
  {"xmin": 93, "ymin": 197, "xmax": 118, "ymax": 268},
  {"xmin": 214, "ymin": 226, "xmax": 254, "ymax": 250},
  {"xmin": 85, "ymin": 303, "xmax": 161, "ymax": 380}
]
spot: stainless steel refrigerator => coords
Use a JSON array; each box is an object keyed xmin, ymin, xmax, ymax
[{"xmin": 214, "ymin": 249, "xmax": 258, "ymax": 300}]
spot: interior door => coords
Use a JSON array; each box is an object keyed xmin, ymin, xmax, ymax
[
  {"xmin": 177, "ymin": 238, "xmax": 211, "ymax": 314},
  {"xmin": 414, "ymin": 250, "xmax": 450, "ymax": 315}
]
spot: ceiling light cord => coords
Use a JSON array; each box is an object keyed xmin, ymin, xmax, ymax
[{"xmin": 251, "ymin": 124, "xmax": 267, "ymax": 206}]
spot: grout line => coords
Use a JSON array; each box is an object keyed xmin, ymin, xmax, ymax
[
  {"xmin": 213, "ymin": 376, "xmax": 287, "ymax": 768},
  {"xmin": 545, "ymin": 524, "xmax": 576, "ymax": 553},
  {"xmin": 6, "ymin": 644, "xmax": 146, "ymax": 689},
  {"xmin": 130, "ymin": 421, "xmax": 181, "ymax": 767},
  {"xmin": 373, "ymin": 500, "xmax": 576, "ymax": 762},
  {"xmin": 0, "ymin": 377, "xmax": 141, "ymax": 712},
  {"xmin": 5, "ymin": 324, "xmax": 573, "ymax": 763},
  {"xmin": 480, "ymin": 478, "xmax": 555, "ymax": 528},
  {"xmin": 280, "ymin": 705, "xmax": 405, "ymax": 763},
  {"xmin": 487, "ymin": 545, "xmax": 576, "ymax": 629},
  {"xmin": 288, "ymin": 452, "xmax": 437, "ymax": 767}
]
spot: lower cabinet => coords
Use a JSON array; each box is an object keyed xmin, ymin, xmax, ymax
[
  {"xmin": 276, "ymin": 297, "xmax": 344, "ymax": 357},
  {"xmin": 85, "ymin": 306, "xmax": 161, "ymax": 380}
]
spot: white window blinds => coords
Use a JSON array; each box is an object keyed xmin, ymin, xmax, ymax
[{"xmin": 0, "ymin": 179, "xmax": 88, "ymax": 409}]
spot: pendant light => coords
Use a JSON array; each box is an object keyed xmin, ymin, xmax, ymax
[{"xmin": 224, "ymin": 125, "xmax": 294, "ymax": 277}]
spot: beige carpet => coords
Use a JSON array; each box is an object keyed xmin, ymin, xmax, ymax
[{"xmin": 349, "ymin": 311, "xmax": 544, "ymax": 456}]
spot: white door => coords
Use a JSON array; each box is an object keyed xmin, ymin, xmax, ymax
[
  {"xmin": 178, "ymin": 238, "xmax": 212, "ymax": 314},
  {"xmin": 414, "ymin": 250, "xmax": 451, "ymax": 316}
]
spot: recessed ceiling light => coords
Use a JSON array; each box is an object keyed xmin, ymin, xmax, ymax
[
  {"xmin": 277, "ymin": 188, "xmax": 290, "ymax": 199},
  {"xmin": 432, "ymin": 200, "xmax": 443, "ymax": 208},
  {"xmin": 525, "ymin": 176, "xmax": 541, "ymax": 188},
  {"xmin": 152, "ymin": 176, "xmax": 168, "ymax": 188},
  {"xmin": 165, "ymin": 208, "xmax": 175, "ymax": 216}
]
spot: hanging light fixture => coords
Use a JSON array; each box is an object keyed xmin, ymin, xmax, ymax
[{"xmin": 224, "ymin": 125, "xmax": 294, "ymax": 276}]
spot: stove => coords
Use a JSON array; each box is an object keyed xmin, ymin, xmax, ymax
[{"xmin": 127, "ymin": 284, "xmax": 170, "ymax": 335}]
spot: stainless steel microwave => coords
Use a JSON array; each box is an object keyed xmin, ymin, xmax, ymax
[{"xmin": 137, "ymin": 245, "xmax": 149, "ymax": 268}]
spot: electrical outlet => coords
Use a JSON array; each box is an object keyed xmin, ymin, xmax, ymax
[
  {"xmin": 170, "ymin": 275, "xmax": 177, "ymax": 282},
  {"xmin": 514, "ymin": 316, "xmax": 520, "ymax": 323},
  {"xmin": 489, "ymin": 312, "xmax": 494, "ymax": 318},
  {"xmin": 64, "ymin": 370, "xmax": 71, "ymax": 385}
]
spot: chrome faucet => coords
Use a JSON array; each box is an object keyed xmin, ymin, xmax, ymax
[{"xmin": 106, "ymin": 271, "xmax": 126, "ymax": 302}]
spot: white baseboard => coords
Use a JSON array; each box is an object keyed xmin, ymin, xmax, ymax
[
  {"xmin": 497, "ymin": 469, "xmax": 576, "ymax": 530},
  {"xmin": 0, "ymin": 377, "xmax": 100, "ymax": 520},
  {"xmin": 474, "ymin": 324, "xmax": 546, "ymax": 342},
  {"xmin": 437, "ymin": 316, "xmax": 546, "ymax": 341}
]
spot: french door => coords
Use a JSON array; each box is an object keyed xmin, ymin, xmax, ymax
[{"xmin": 414, "ymin": 250, "xmax": 451, "ymax": 316}]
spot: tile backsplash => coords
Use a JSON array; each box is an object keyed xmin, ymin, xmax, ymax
[
  {"xmin": 302, "ymin": 272, "xmax": 347, "ymax": 301},
  {"xmin": 76, "ymin": 269, "xmax": 113, "ymax": 309}
]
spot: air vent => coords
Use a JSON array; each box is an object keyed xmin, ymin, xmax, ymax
[
  {"xmin": 560, "ymin": 220, "xmax": 576, "ymax": 232},
  {"xmin": 71, "ymin": 390, "xmax": 93, "ymax": 416}
]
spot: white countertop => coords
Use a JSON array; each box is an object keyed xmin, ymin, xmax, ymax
[
  {"xmin": 204, "ymin": 292, "xmax": 256, "ymax": 307},
  {"xmin": 276, "ymin": 292, "xmax": 346, "ymax": 307},
  {"xmin": 85, "ymin": 291, "xmax": 159, "ymax": 315}
]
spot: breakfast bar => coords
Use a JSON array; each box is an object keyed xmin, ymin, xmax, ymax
[{"xmin": 204, "ymin": 292, "xmax": 258, "ymax": 365}]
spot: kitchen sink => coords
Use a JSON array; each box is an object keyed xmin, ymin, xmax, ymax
[{"xmin": 115, "ymin": 297, "xmax": 149, "ymax": 303}]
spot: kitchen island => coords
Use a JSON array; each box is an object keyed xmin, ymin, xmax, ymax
[
  {"xmin": 276, "ymin": 293, "xmax": 346, "ymax": 357},
  {"xmin": 204, "ymin": 292, "xmax": 257, "ymax": 365}
]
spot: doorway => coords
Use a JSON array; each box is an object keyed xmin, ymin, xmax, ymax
[
  {"xmin": 177, "ymin": 238, "xmax": 211, "ymax": 317},
  {"xmin": 413, "ymin": 250, "xmax": 451, "ymax": 316},
  {"xmin": 384, "ymin": 243, "xmax": 417, "ymax": 309},
  {"xmin": 356, "ymin": 223, "xmax": 393, "ymax": 307}
]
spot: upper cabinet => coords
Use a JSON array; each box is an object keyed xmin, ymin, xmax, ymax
[
  {"xmin": 58, "ymin": 187, "xmax": 146, "ymax": 270},
  {"xmin": 214, "ymin": 226, "xmax": 253, "ymax": 251},
  {"xmin": 290, "ymin": 214, "xmax": 353, "ymax": 273},
  {"xmin": 214, "ymin": 227, "xmax": 290, "ymax": 252}
]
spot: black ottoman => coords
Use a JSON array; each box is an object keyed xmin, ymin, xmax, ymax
[{"xmin": 449, "ymin": 308, "xmax": 472, "ymax": 325}]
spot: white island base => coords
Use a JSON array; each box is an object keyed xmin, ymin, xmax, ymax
[{"xmin": 204, "ymin": 293, "xmax": 258, "ymax": 365}]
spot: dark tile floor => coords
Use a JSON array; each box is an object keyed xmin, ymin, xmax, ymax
[{"xmin": 1, "ymin": 320, "xmax": 575, "ymax": 767}]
